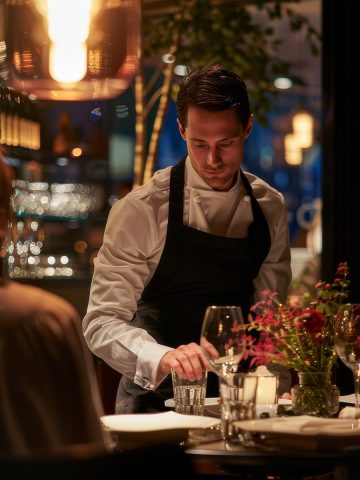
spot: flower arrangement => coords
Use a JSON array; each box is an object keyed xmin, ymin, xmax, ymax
[{"xmin": 245, "ymin": 262, "xmax": 350, "ymax": 375}]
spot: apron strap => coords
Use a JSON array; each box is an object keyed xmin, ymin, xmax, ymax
[
  {"xmin": 240, "ymin": 169, "xmax": 271, "ymax": 269},
  {"xmin": 168, "ymin": 157, "xmax": 186, "ymax": 224}
]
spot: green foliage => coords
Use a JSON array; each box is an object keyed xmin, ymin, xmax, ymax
[{"xmin": 142, "ymin": 0, "xmax": 320, "ymax": 124}]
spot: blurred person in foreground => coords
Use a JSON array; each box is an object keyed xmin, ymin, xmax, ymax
[
  {"xmin": 0, "ymin": 151, "xmax": 109, "ymax": 458},
  {"xmin": 83, "ymin": 65, "xmax": 292, "ymax": 413}
]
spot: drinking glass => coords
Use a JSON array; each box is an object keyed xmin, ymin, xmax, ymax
[
  {"xmin": 171, "ymin": 368, "xmax": 207, "ymax": 415},
  {"xmin": 334, "ymin": 303, "xmax": 360, "ymax": 415},
  {"xmin": 219, "ymin": 373, "xmax": 258, "ymax": 441},
  {"xmin": 200, "ymin": 305, "xmax": 246, "ymax": 376}
]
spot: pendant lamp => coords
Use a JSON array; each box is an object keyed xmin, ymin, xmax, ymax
[
  {"xmin": 0, "ymin": 0, "xmax": 140, "ymax": 101},
  {"xmin": 284, "ymin": 109, "xmax": 314, "ymax": 166}
]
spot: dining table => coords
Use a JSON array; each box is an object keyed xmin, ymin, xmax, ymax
[
  {"xmin": 185, "ymin": 397, "xmax": 360, "ymax": 479},
  {"xmin": 185, "ymin": 436, "xmax": 360, "ymax": 480},
  {"xmin": 102, "ymin": 396, "xmax": 360, "ymax": 480}
]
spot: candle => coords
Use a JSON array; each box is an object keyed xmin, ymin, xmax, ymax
[{"xmin": 252, "ymin": 365, "xmax": 279, "ymax": 404}]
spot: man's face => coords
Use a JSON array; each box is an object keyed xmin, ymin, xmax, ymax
[{"xmin": 178, "ymin": 107, "xmax": 253, "ymax": 191}]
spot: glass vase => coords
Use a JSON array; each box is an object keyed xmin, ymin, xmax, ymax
[{"xmin": 291, "ymin": 372, "xmax": 340, "ymax": 417}]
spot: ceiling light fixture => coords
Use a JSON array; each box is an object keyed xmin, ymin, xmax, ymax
[
  {"xmin": 273, "ymin": 77, "xmax": 293, "ymax": 90},
  {"xmin": 0, "ymin": 0, "xmax": 141, "ymax": 101},
  {"xmin": 284, "ymin": 109, "xmax": 314, "ymax": 165}
]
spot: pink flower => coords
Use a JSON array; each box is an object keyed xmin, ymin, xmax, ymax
[{"xmin": 244, "ymin": 262, "xmax": 350, "ymax": 373}]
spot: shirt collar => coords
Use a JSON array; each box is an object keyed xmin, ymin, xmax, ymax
[{"xmin": 185, "ymin": 156, "xmax": 241, "ymax": 192}]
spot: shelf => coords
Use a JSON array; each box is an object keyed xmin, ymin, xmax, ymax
[{"xmin": 15, "ymin": 212, "xmax": 90, "ymax": 222}]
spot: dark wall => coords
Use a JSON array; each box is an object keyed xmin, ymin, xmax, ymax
[
  {"xmin": 322, "ymin": 0, "xmax": 358, "ymax": 394},
  {"xmin": 322, "ymin": 0, "xmax": 359, "ymax": 302}
]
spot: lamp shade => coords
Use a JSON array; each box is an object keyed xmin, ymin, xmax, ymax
[{"xmin": 0, "ymin": 0, "xmax": 140, "ymax": 101}]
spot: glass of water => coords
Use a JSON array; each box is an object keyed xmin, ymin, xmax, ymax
[{"xmin": 171, "ymin": 368, "xmax": 207, "ymax": 415}]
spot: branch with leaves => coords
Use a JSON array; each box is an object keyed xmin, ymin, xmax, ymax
[{"xmin": 132, "ymin": 0, "xmax": 320, "ymax": 187}]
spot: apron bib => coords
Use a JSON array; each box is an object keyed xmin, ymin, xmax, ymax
[{"xmin": 117, "ymin": 158, "xmax": 271, "ymax": 413}]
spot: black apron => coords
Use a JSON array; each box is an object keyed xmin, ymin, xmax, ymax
[{"xmin": 117, "ymin": 158, "xmax": 271, "ymax": 413}]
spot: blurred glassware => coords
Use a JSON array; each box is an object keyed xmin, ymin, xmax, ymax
[
  {"xmin": 11, "ymin": 180, "xmax": 96, "ymax": 219},
  {"xmin": 219, "ymin": 373, "xmax": 258, "ymax": 441},
  {"xmin": 335, "ymin": 303, "xmax": 360, "ymax": 416}
]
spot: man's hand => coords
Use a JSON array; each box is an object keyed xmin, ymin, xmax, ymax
[{"xmin": 158, "ymin": 342, "xmax": 209, "ymax": 381}]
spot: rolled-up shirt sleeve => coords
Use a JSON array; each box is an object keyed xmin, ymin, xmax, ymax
[{"xmin": 83, "ymin": 194, "xmax": 172, "ymax": 390}]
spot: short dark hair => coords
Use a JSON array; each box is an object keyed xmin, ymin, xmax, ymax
[{"xmin": 176, "ymin": 65, "xmax": 251, "ymax": 128}]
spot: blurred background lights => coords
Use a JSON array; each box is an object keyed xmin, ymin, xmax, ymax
[
  {"xmin": 27, "ymin": 256, "xmax": 35, "ymax": 265},
  {"xmin": 284, "ymin": 134, "xmax": 303, "ymax": 166},
  {"xmin": 71, "ymin": 147, "xmax": 83, "ymax": 158},
  {"xmin": 56, "ymin": 157, "xmax": 69, "ymax": 167},
  {"xmin": 30, "ymin": 242, "xmax": 41, "ymax": 255},
  {"xmin": 45, "ymin": 0, "xmax": 91, "ymax": 84},
  {"xmin": 45, "ymin": 267, "xmax": 55, "ymax": 276},
  {"xmin": 1, "ymin": 0, "xmax": 141, "ymax": 100},
  {"xmin": 74, "ymin": 240, "xmax": 87, "ymax": 254},
  {"xmin": 162, "ymin": 53, "xmax": 176, "ymax": 64},
  {"xmin": 11, "ymin": 181, "xmax": 96, "ymax": 219},
  {"xmin": 284, "ymin": 110, "xmax": 314, "ymax": 165},
  {"xmin": 292, "ymin": 111, "xmax": 314, "ymax": 148},
  {"xmin": 274, "ymin": 77, "xmax": 293, "ymax": 90},
  {"xmin": 174, "ymin": 64, "xmax": 189, "ymax": 76},
  {"xmin": 30, "ymin": 220, "xmax": 39, "ymax": 231},
  {"xmin": 47, "ymin": 256, "xmax": 56, "ymax": 265},
  {"xmin": 115, "ymin": 105, "xmax": 129, "ymax": 119},
  {"xmin": 90, "ymin": 107, "xmax": 102, "ymax": 121}
]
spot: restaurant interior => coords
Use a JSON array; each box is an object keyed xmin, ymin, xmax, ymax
[
  {"xmin": 0, "ymin": 0, "xmax": 359, "ymax": 478},
  {"xmin": 1, "ymin": 0, "xmax": 325, "ymax": 322}
]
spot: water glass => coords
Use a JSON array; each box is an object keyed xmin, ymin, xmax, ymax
[
  {"xmin": 219, "ymin": 373, "xmax": 258, "ymax": 441},
  {"xmin": 171, "ymin": 369, "xmax": 207, "ymax": 415}
]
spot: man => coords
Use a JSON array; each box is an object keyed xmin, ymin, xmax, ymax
[{"xmin": 83, "ymin": 65, "xmax": 292, "ymax": 413}]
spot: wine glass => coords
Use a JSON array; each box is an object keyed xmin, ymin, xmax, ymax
[
  {"xmin": 200, "ymin": 305, "xmax": 246, "ymax": 376},
  {"xmin": 334, "ymin": 303, "xmax": 360, "ymax": 414}
]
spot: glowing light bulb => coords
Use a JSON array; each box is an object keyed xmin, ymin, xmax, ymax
[
  {"xmin": 45, "ymin": 0, "xmax": 91, "ymax": 83},
  {"xmin": 292, "ymin": 111, "xmax": 314, "ymax": 149},
  {"xmin": 284, "ymin": 133, "xmax": 303, "ymax": 166},
  {"xmin": 2, "ymin": 0, "xmax": 140, "ymax": 100}
]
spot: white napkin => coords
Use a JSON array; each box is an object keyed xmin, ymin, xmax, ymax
[
  {"xmin": 340, "ymin": 393, "xmax": 356, "ymax": 404},
  {"xmin": 236, "ymin": 415, "xmax": 360, "ymax": 436},
  {"xmin": 273, "ymin": 415, "xmax": 360, "ymax": 435},
  {"xmin": 339, "ymin": 407, "xmax": 360, "ymax": 419},
  {"xmin": 101, "ymin": 411, "xmax": 219, "ymax": 432},
  {"xmin": 338, "ymin": 394, "xmax": 357, "ymax": 417}
]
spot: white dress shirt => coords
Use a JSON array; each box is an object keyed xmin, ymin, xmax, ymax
[{"xmin": 83, "ymin": 158, "xmax": 291, "ymax": 392}]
